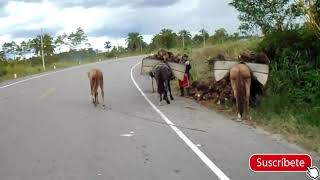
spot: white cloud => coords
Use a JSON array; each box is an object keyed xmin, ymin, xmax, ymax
[
  {"xmin": 0, "ymin": 34, "xmax": 11, "ymax": 43},
  {"xmin": 0, "ymin": 0, "xmax": 240, "ymax": 50},
  {"xmin": 0, "ymin": 1, "xmax": 51, "ymax": 31}
]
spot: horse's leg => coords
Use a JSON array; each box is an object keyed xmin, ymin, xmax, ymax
[
  {"xmin": 91, "ymin": 90, "xmax": 94, "ymax": 104},
  {"xmin": 164, "ymin": 92, "xmax": 170, "ymax": 104},
  {"xmin": 90, "ymin": 79, "xmax": 95, "ymax": 104},
  {"xmin": 96, "ymin": 84, "xmax": 99, "ymax": 104},
  {"xmin": 164, "ymin": 80, "xmax": 170, "ymax": 104},
  {"xmin": 231, "ymin": 79, "xmax": 241, "ymax": 120},
  {"xmin": 244, "ymin": 78, "xmax": 251, "ymax": 119},
  {"xmin": 92, "ymin": 77, "xmax": 99, "ymax": 106},
  {"xmin": 156, "ymin": 77, "xmax": 163, "ymax": 106},
  {"xmin": 101, "ymin": 88, "xmax": 105, "ymax": 107},
  {"xmin": 93, "ymin": 79, "xmax": 98, "ymax": 106},
  {"xmin": 151, "ymin": 77, "xmax": 155, "ymax": 93},
  {"xmin": 158, "ymin": 92, "xmax": 163, "ymax": 106},
  {"xmin": 168, "ymin": 80, "xmax": 174, "ymax": 100},
  {"xmin": 96, "ymin": 92, "xmax": 99, "ymax": 104},
  {"xmin": 230, "ymin": 79, "xmax": 238, "ymax": 105},
  {"xmin": 100, "ymin": 81, "xmax": 105, "ymax": 108},
  {"xmin": 94, "ymin": 92, "xmax": 98, "ymax": 107}
]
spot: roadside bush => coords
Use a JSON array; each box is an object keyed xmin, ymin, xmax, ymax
[
  {"xmin": 256, "ymin": 27, "xmax": 320, "ymax": 129},
  {"xmin": 259, "ymin": 28, "xmax": 319, "ymax": 96},
  {"xmin": 0, "ymin": 62, "xmax": 8, "ymax": 76}
]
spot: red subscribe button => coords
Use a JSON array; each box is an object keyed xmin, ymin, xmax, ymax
[{"xmin": 249, "ymin": 154, "xmax": 312, "ymax": 172}]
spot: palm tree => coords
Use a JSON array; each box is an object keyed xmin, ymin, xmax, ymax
[
  {"xmin": 178, "ymin": 30, "xmax": 192, "ymax": 48},
  {"xmin": 30, "ymin": 34, "xmax": 55, "ymax": 56},
  {"xmin": 159, "ymin": 29, "xmax": 177, "ymax": 49},
  {"xmin": 199, "ymin": 29, "xmax": 209, "ymax": 47},
  {"xmin": 54, "ymin": 33, "xmax": 68, "ymax": 53},
  {"xmin": 104, "ymin": 41, "xmax": 112, "ymax": 52},
  {"xmin": 126, "ymin": 32, "xmax": 143, "ymax": 51}
]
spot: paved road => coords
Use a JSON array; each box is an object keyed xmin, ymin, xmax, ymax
[{"xmin": 0, "ymin": 56, "xmax": 318, "ymax": 180}]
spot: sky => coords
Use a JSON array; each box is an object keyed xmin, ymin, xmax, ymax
[{"xmin": 0, "ymin": 0, "xmax": 240, "ymax": 51}]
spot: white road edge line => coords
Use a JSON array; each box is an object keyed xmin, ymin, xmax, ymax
[
  {"xmin": 130, "ymin": 62, "xmax": 231, "ymax": 180},
  {"xmin": 0, "ymin": 58, "xmax": 122, "ymax": 89}
]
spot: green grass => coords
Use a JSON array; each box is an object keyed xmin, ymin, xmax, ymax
[
  {"xmin": 189, "ymin": 39, "xmax": 260, "ymax": 80},
  {"xmin": 251, "ymin": 94, "xmax": 320, "ymax": 155},
  {"xmin": 0, "ymin": 60, "xmax": 84, "ymax": 83},
  {"xmin": 186, "ymin": 38, "xmax": 320, "ymax": 155}
]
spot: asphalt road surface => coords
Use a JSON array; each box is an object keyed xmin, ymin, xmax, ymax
[{"xmin": 0, "ymin": 56, "xmax": 318, "ymax": 180}]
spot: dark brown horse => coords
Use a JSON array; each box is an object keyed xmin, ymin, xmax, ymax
[
  {"xmin": 230, "ymin": 63, "xmax": 251, "ymax": 121},
  {"xmin": 150, "ymin": 63, "xmax": 174, "ymax": 105},
  {"xmin": 87, "ymin": 69, "xmax": 105, "ymax": 108}
]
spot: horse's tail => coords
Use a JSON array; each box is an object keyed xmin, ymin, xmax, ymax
[
  {"xmin": 91, "ymin": 76, "xmax": 98, "ymax": 93},
  {"xmin": 236, "ymin": 71, "xmax": 246, "ymax": 117},
  {"xmin": 99, "ymin": 73, "xmax": 105, "ymax": 105},
  {"xmin": 99, "ymin": 73, "xmax": 104, "ymax": 89}
]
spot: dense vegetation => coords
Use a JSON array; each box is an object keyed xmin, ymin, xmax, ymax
[{"xmin": 229, "ymin": 0, "xmax": 320, "ymax": 153}]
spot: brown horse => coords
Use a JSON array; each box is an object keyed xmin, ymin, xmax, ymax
[
  {"xmin": 230, "ymin": 63, "xmax": 251, "ymax": 121},
  {"xmin": 87, "ymin": 69, "xmax": 105, "ymax": 108}
]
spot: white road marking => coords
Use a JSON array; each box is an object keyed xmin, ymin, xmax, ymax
[
  {"xmin": 121, "ymin": 130, "xmax": 135, "ymax": 137},
  {"xmin": 0, "ymin": 58, "xmax": 124, "ymax": 90},
  {"xmin": 130, "ymin": 62, "xmax": 231, "ymax": 180},
  {"xmin": 121, "ymin": 134, "xmax": 134, "ymax": 137}
]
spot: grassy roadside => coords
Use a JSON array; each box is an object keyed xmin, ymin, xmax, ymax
[
  {"xmin": 0, "ymin": 61, "xmax": 78, "ymax": 82},
  {"xmin": 0, "ymin": 51, "xmax": 145, "ymax": 83},
  {"xmin": 250, "ymin": 95, "xmax": 320, "ymax": 155},
  {"xmin": 174, "ymin": 39, "xmax": 320, "ymax": 156}
]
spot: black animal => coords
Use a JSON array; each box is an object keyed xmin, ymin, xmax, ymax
[{"xmin": 150, "ymin": 62, "xmax": 174, "ymax": 105}]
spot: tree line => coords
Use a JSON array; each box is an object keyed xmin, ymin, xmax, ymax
[
  {"xmin": 126, "ymin": 28, "xmax": 244, "ymax": 52},
  {"xmin": 1, "ymin": 27, "xmax": 89, "ymax": 60},
  {"xmin": 1, "ymin": 26, "xmax": 248, "ymax": 61}
]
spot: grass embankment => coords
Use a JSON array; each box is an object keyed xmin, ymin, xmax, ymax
[
  {"xmin": 0, "ymin": 51, "xmax": 145, "ymax": 83},
  {"xmin": 0, "ymin": 60, "xmax": 78, "ymax": 82},
  {"xmin": 179, "ymin": 39, "xmax": 319, "ymax": 155}
]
